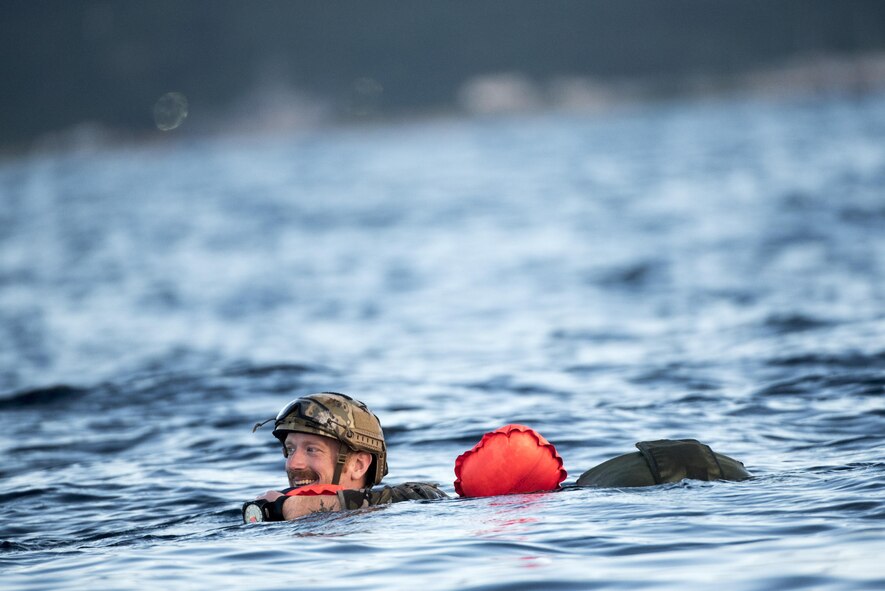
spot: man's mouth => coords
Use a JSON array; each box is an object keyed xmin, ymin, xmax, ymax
[{"xmin": 287, "ymin": 470, "xmax": 320, "ymax": 488}]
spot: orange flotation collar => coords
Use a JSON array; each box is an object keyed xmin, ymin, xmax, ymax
[
  {"xmin": 454, "ymin": 424, "xmax": 567, "ymax": 497},
  {"xmin": 285, "ymin": 484, "xmax": 345, "ymax": 496}
]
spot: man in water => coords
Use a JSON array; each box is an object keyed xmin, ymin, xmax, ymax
[
  {"xmin": 243, "ymin": 391, "xmax": 447, "ymax": 522},
  {"xmin": 244, "ymin": 393, "xmax": 749, "ymax": 521}
]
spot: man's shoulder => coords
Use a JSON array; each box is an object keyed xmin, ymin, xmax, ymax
[
  {"xmin": 337, "ymin": 482, "xmax": 449, "ymax": 510},
  {"xmin": 371, "ymin": 482, "xmax": 450, "ymax": 504}
]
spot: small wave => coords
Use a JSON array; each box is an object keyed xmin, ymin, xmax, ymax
[
  {"xmin": 755, "ymin": 373, "xmax": 885, "ymax": 397},
  {"xmin": 460, "ymin": 376, "xmax": 570, "ymax": 397},
  {"xmin": 563, "ymin": 363, "xmax": 621, "ymax": 375},
  {"xmin": 549, "ymin": 328, "xmax": 636, "ymax": 343},
  {"xmin": 590, "ymin": 260, "xmax": 668, "ymax": 289},
  {"xmin": 762, "ymin": 313, "xmax": 835, "ymax": 333},
  {"xmin": 221, "ymin": 362, "xmax": 329, "ymax": 378},
  {"xmin": 602, "ymin": 541, "xmax": 714, "ymax": 556},
  {"xmin": 754, "ymin": 373, "xmax": 825, "ymax": 396},
  {"xmin": 673, "ymin": 393, "xmax": 721, "ymax": 404},
  {"xmin": 840, "ymin": 205, "xmax": 885, "ymax": 226},
  {"xmin": 767, "ymin": 350, "xmax": 885, "ymax": 368},
  {"xmin": 806, "ymin": 500, "xmax": 882, "ymax": 516},
  {"xmin": 793, "ymin": 434, "xmax": 884, "ymax": 451},
  {"xmin": 0, "ymin": 384, "xmax": 87, "ymax": 409},
  {"xmin": 0, "ymin": 488, "xmax": 52, "ymax": 504},
  {"xmin": 628, "ymin": 366, "xmax": 722, "ymax": 391},
  {"xmin": 0, "ymin": 540, "xmax": 34, "ymax": 554},
  {"xmin": 463, "ymin": 580, "xmax": 613, "ymax": 591},
  {"xmin": 726, "ymin": 402, "xmax": 792, "ymax": 416},
  {"xmin": 759, "ymin": 575, "xmax": 846, "ymax": 590}
]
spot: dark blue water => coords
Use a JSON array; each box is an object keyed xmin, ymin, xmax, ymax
[{"xmin": 1, "ymin": 94, "xmax": 883, "ymax": 590}]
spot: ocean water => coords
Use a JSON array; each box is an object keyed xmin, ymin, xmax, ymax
[{"xmin": 1, "ymin": 94, "xmax": 883, "ymax": 590}]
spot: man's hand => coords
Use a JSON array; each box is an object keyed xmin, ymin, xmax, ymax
[
  {"xmin": 256, "ymin": 490, "xmax": 284, "ymax": 503},
  {"xmin": 242, "ymin": 490, "xmax": 288, "ymax": 523}
]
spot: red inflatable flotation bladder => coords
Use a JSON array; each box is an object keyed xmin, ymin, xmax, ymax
[
  {"xmin": 285, "ymin": 484, "xmax": 345, "ymax": 496},
  {"xmin": 454, "ymin": 424, "xmax": 567, "ymax": 497}
]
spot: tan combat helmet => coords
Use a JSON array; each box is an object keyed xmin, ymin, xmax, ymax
[{"xmin": 264, "ymin": 392, "xmax": 388, "ymax": 486}]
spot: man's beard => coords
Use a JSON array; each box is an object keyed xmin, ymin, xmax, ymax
[{"xmin": 287, "ymin": 468, "xmax": 321, "ymax": 488}]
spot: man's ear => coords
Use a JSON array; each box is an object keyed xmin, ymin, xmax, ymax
[{"xmin": 347, "ymin": 451, "xmax": 372, "ymax": 481}]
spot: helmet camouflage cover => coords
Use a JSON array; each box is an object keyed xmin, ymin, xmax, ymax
[{"xmin": 271, "ymin": 392, "xmax": 388, "ymax": 486}]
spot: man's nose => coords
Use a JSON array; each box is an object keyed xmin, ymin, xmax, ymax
[{"xmin": 286, "ymin": 448, "xmax": 307, "ymax": 469}]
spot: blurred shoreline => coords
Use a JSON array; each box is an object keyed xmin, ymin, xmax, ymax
[{"xmin": 6, "ymin": 51, "xmax": 885, "ymax": 159}]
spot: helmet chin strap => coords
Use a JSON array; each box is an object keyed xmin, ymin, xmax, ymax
[{"xmin": 331, "ymin": 447, "xmax": 350, "ymax": 485}]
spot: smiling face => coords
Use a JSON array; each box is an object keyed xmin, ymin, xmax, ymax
[{"xmin": 282, "ymin": 431, "xmax": 372, "ymax": 490}]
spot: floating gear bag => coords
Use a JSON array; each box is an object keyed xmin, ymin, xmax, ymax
[{"xmin": 635, "ymin": 439, "xmax": 723, "ymax": 484}]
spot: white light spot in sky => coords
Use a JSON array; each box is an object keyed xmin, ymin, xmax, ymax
[{"xmin": 153, "ymin": 92, "xmax": 189, "ymax": 131}]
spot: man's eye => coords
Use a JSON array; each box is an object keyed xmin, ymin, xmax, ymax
[{"xmin": 307, "ymin": 446, "xmax": 319, "ymax": 453}]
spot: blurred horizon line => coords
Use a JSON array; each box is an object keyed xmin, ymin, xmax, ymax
[{"xmin": 9, "ymin": 50, "xmax": 885, "ymax": 157}]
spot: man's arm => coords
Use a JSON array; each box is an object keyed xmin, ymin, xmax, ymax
[
  {"xmin": 282, "ymin": 493, "xmax": 341, "ymax": 519},
  {"xmin": 255, "ymin": 489, "xmax": 343, "ymax": 520}
]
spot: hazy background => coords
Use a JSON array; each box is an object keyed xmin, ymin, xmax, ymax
[
  {"xmin": 3, "ymin": 3, "xmax": 884, "ymax": 590},
  {"xmin": 4, "ymin": 0, "xmax": 885, "ymax": 149}
]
